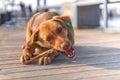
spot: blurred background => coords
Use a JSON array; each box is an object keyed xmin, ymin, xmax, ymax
[
  {"xmin": 1, "ymin": 1, "xmax": 120, "ymax": 79},
  {"xmin": 0, "ymin": 0, "xmax": 120, "ymax": 31}
]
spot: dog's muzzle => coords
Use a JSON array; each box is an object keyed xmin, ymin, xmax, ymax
[
  {"xmin": 61, "ymin": 42, "xmax": 75, "ymax": 58},
  {"xmin": 63, "ymin": 47, "xmax": 75, "ymax": 58}
]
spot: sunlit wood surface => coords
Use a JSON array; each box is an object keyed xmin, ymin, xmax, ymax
[{"xmin": 0, "ymin": 27, "xmax": 120, "ymax": 80}]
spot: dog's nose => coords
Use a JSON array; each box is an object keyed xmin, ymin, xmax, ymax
[{"xmin": 61, "ymin": 42, "xmax": 70, "ymax": 50}]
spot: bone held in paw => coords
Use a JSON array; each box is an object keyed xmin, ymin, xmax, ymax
[{"xmin": 20, "ymin": 49, "xmax": 54, "ymax": 65}]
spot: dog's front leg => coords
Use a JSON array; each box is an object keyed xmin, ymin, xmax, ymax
[{"xmin": 20, "ymin": 43, "xmax": 37, "ymax": 64}]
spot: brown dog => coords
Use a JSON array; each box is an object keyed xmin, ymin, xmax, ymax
[{"xmin": 20, "ymin": 12, "xmax": 75, "ymax": 65}]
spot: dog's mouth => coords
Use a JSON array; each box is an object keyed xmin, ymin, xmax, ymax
[{"xmin": 62, "ymin": 47, "xmax": 75, "ymax": 58}]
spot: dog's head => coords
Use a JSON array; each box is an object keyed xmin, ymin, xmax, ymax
[{"xmin": 27, "ymin": 16, "xmax": 75, "ymax": 58}]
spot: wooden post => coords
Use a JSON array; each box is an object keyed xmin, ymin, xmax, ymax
[
  {"xmin": 37, "ymin": 0, "xmax": 40, "ymax": 11},
  {"xmin": 44, "ymin": 0, "xmax": 46, "ymax": 6},
  {"xmin": 103, "ymin": 0, "xmax": 108, "ymax": 29}
]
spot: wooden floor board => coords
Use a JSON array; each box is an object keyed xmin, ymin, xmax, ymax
[
  {"xmin": 1, "ymin": 28, "xmax": 120, "ymax": 80},
  {"xmin": 1, "ymin": 61, "xmax": 120, "ymax": 75}
]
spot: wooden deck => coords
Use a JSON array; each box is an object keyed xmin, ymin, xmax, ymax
[{"xmin": 1, "ymin": 27, "xmax": 120, "ymax": 80}]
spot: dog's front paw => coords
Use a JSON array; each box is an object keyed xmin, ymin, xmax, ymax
[
  {"xmin": 38, "ymin": 51, "xmax": 59, "ymax": 65},
  {"xmin": 20, "ymin": 52, "xmax": 33, "ymax": 65},
  {"xmin": 38, "ymin": 54, "xmax": 54, "ymax": 65}
]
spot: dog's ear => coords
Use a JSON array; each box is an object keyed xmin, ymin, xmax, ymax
[
  {"xmin": 53, "ymin": 16, "xmax": 72, "ymax": 24},
  {"xmin": 29, "ymin": 28, "xmax": 46, "ymax": 47},
  {"xmin": 31, "ymin": 29, "xmax": 39, "ymax": 42},
  {"xmin": 59, "ymin": 16, "xmax": 72, "ymax": 24},
  {"xmin": 52, "ymin": 16, "xmax": 73, "ymax": 29},
  {"xmin": 21, "ymin": 29, "xmax": 39, "ymax": 52},
  {"xmin": 27, "ymin": 28, "xmax": 39, "ymax": 46}
]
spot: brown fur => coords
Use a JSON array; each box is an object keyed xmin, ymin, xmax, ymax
[{"xmin": 20, "ymin": 12, "xmax": 74, "ymax": 65}]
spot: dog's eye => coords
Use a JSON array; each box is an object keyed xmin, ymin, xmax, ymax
[
  {"xmin": 57, "ymin": 27, "xmax": 62, "ymax": 34},
  {"xmin": 47, "ymin": 36, "xmax": 52, "ymax": 41}
]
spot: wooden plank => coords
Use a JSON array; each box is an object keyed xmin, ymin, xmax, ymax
[
  {"xmin": 1, "ymin": 61, "xmax": 120, "ymax": 75},
  {"xmin": 0, "ymin": 64, "xmax": 26, "ymax": 69},
  {"xmin": 0, "ymin": 50, "xmax": 120, "ymax": 62},
  {"xmin": 1, "ymin": 53, "xmax": 120, "ymax": 73},
  {"xmin": 1, "ymin": 45, "xmax": 120, "ymax": 61},
  {"xmin": 1, "ymin": 52, "xmax": 120, "ymax": 65},
  {"xmin": 0, "ymin": 47, "xmax": 22, "ymax": 52},
  {"xmin": 1, "ymin": 64, "xmax": 120, "ymax": 80},
  {"xmin": 0, "ymin": 46, "xmax": 120, "ymax": 68},
  {"xmin": 13, "ymin": 73, "xmax": 120, "ymax": 80},
  {"xmin": 82, "ymin": 74, "xmax": 120, "ymax": 80},
  {"xmin": 0, "ymin": 60, "xmax": 19, "ymax": 65}
]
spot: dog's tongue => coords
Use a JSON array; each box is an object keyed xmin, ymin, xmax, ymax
[{"xmin": 64, "ymin": 48, "xmax": 75, "ymax": 58}]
